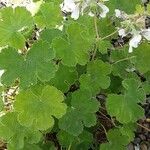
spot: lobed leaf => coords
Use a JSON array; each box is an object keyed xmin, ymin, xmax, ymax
[
  {"xmin": 0, "ymin": 7, "xmax": 33, "ymax": 49},
  {"xmin": 106, "ymin": 78, "xmax": 145, "ymax": 123},
  {"xmin": 14, "ymin": 86, "xmax": 67, "ymax": 130},
  {"xmin": 59, "ymin": 90, "xmax": 99, "ymax": 136},
  {"xmin": 0, "ymin": 40, "xmax": 57, "ymax": 88}
]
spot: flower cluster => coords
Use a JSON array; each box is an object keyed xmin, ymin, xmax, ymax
[
  {"xmin": 1, "ymin": 0, "xmax": 150, "ymax": 54},
  {"xmin": 60, "ymin": 0, "xmax": 109, "ymax": 20},
  {"xmin": 115, "ymin": 8, "xmax": 150, "ymax": 52},
  {"xmin": 0, "ymin": 0, "xmax": 42, "ymax": 16}
]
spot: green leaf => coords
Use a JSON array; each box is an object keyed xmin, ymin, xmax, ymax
[
  {"xmin": 59, "ymin": 90, "xmax": 99, "ymax": 136},
  {"xmin": 57, "ymin": 130, "xmax": 93, "ymax": 149},
  {"xmin": 0, "ymin": 86, "xmax": 4, "ymax": 111},
  {"xmin": 79, "ymin": 60, "xmax": 111, "ymax": 95},
  {"xmin": 98, "ymin": 40, "xmax": 112, "ymax": 54},
  {"xmin": 21, "ymin": 144, "xmax": 42, "ymax": 150},
  {"xmin": 133, "ymin": 43, "xmax": 150, "ymax": 74},
  {"xmin": 77, "ymin": 16, "xmax": 95, "ymax": 41},
  {"xmin": 0, "ymin": 40, "xmax": 57, "ymax": 88},
  {"xmin": 110, "ymin": 47, "xmax": 135, "ymax": 78},
  {"xmin": 34, "ymin": 2, "xmax": 63, "ymax": 28},
  {"xmin": 27, "ymin": 41, "xmax": 56, "ymax": 82},
  {"xmin": 142, "ymin": 81, "xmax": 150, "ymax": 95},
  {"xmin": 135, "ymin": 5, "xmax": 145, "ymax": 14},
  {"xmin": 52, "ymin": 22, "xmax": 92, "ymax": 66},
  {"xmin": 0, "ymin": 7, "xmax": 33, "ymax": 49},
  {"xmin": 50, "ymin": 64, "xmax": 78, "ymax": 92},
  {"xmin": 14, "ymin": 86, "xmax": 67, "ymax": 130},
  {"xmin": 109, "ymin": 75, "xmax": 122, "ymax": 93},
  {"xmin": 40, "ymin": 29, "xmax": 62, "ymax": 44},
  {"xmin": 119, "ymin": 123, "xmax": 136, "ymax": 142},
  {"xmin": 106, "ymin": 78, "xmax": 145, "ymax": 123},
  {"xmin": 0, "ymin": 112, "xmax": 42, "ymax": 150},
  {"xmin": 108, "ymin": 0, "xmax": 141, "ymax": 14},
  {"xmin": 97, "ymin": 18, "xmax": 116, "ymax": 37},
  {"xmin": 100, "ymin": 129, "xmax": 129, "ymax": 150},
  {"xmin": 57, "ymin": 130, "xmax": 76, "ymax": 148}
]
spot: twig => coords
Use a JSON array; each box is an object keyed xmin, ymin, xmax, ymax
[
  {"xmin": 137, "ymin": 123, "xmax": 150, "ymax": 132},
  {"xmin": 100, "ymin": 123, "xmax": 107, "ymax": 136},
  {"xmin": 94, "ymin": 15, "xmax": 100, "ymax": 40},
  {"xmin": 112, "ymin": 56, "xmax": 136, "ymax": 65},
  {"xmin": 99, "ymin": 111, "xmax": 117, "ymax": 127},
  {"xmin": 100, "ymin": 30, "xmax": 119, "ymax": 41},
  {"xmin": 67, "ymin": 144, "xmax": 72, "ymax": 150},
  {"xmin": 92, "ymin": 15, "xmax": 99, "ymax": 60}
]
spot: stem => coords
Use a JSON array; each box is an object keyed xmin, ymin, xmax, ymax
[
  {"xmin": 100, "ymin": 29, "xmax": 119, "ymax": 41},
  {"xmin": 91, "ymin": 44, "xmax": 97, "ymax": 60},
  {"xmin": 99, "ymin": 111, "xmax": 117, "ymax": 127},
  {"xmin": 67, "ymin": 144, "xmax": 72, "ymax": 150},
  {"xmin": 92, "ymin": 15, "xmax": 99, "ymax": 60},
  {"xmin": 137, "ymin": 123, "xmax": 150, "ymax": 132},
  {"xmin": 94, "ymin": 15, "xmax": 100, "ymax": 40},
  {"xmin": 100, "ymin": 123, "xmax": 107, "ymax": 136},
  {"xmin": 112, "ymin": 56, "xmax": 136, "ymax": 65}
]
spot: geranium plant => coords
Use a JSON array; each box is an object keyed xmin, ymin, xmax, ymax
[{"xmin": 0, "ymin": 0, "xmax": 150, "ymax": 149}]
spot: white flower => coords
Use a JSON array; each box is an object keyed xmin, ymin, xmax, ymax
[
  {"xmin": 26, "ymin": 0, "xmax": 43, "ymax": 16},
  {"xmin": 115, "ymin": 9, "xmax": 150, "ymax": 53},
  {"xmin": 61, "ymin": 0, "xmax": 81, "ymax": 20},
  {"xmin": 88, "ymin": 11, "xmax": 94, "ymax": 17},
  {"xmin": 115, "ymin": 9, "xmax": 122, "ymax": 18},
  {"xmin": 55, "ymin": 25, "xmax": 64, "ymax": 31},
  {"xmin": 61, "ymin": 0, "xmax": 76, "ymax": 12},
  {"xmin": 98, "ymin": 2, "xmax": 109, "ymax": 18},
  {"xmin": 0, "ymin": 70, "xmax": 4, "ymax": 86},
  {"xmin": 71, "ymin": 3, "xmax": 80, "ymax": 20},
  {"xmin": 141, "ymin": 28, "xmax": 150, "ymax": 41},
  {"xmin": 61, "ymin": 0, "xmax": 109, "ymax": 20},
  {"xmin": 115, "ymin": 9, "xmax": 127, "ymax": 19},
  {"xmin": 81, "ymin": 0, "xmax": 90, "ymax": 15},
  {"xmin": 129, "ymin": 34, "xmax": 142, "ymax": 53},
  {"xmin": 118, "ymin": 28, "xmax": 126, "ymax": 37},
  {"xmin": 1, "ymin": 0, "xmax": 42, "ymax": 16}
]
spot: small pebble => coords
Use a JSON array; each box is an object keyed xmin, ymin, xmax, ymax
[
  {"xmin": 140, "ymin": 143, "xmax": 148, "ymax": 150},
  {"xmin": 127, "ymin": 143, "xmax": 134, "ymax": 150},
  {"xmin": 139, "ymin": 134, "xmax": 147, "ymax": 141}
]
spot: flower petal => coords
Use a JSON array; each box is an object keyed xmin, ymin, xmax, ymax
[
  {"xmin": 71, "ymin": 4, "xmax": 80, "ymax": 20},
  {"xmin": 118, "ymin": 28, "xmax": 126, "ymax": 37},
  {"xmin": 98, "ymin": 2, "xmax": 109, "ymax": 18},
  {"xmin": 129, "ymin": 34, "xmax": 142, "ymax": 53},
  {"xmin": 141, "ymin": 29, "xmax": 150, "ymax": 41}
]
